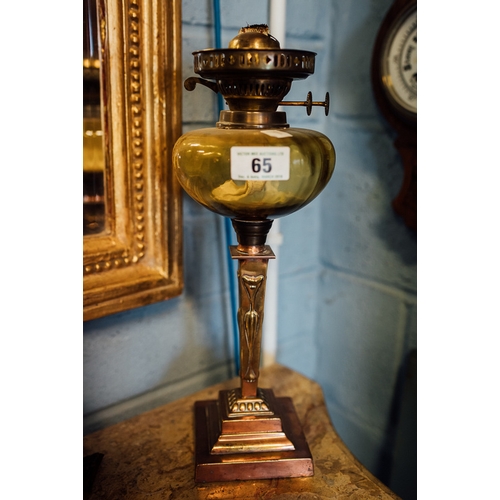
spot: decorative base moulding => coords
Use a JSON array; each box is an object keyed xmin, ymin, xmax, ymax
[
  {"xmin": 83, "ymin": 364, "xmax": 400, "ymax": 498},
  {"xmin": 194, "ymin": 388, "xmax": 313, "ymax": 482}
]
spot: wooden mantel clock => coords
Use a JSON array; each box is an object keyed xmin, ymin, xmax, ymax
[{"xmin": 371, "ymin": 0, "xmax": 417, "ymax": 231}]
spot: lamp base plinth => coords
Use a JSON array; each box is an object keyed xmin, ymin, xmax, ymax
[{"xmin": 194, "ymin": 389, "xmax": 313, "ymax": 482}]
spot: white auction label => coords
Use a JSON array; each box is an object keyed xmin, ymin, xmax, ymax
[{"xmin": 231, "ymin": 146, "xmax": 290, "ymax": 181}]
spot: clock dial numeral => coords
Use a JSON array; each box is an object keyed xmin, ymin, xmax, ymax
[{"xmin": 400, "ymin": 22, "xmax": 417, "ymax": 95}]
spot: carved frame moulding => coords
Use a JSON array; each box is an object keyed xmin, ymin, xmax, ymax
[{"xmin": 83, "ymin": 0, "xmax": 183, "ymax": 321}]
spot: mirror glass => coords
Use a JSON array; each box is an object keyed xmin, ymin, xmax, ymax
[{"xmin": 83, "ymin": 0, "xmax": 106, "ymax": 235}]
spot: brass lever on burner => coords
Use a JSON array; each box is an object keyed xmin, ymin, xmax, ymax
[{"xmin": 280, "ymin": 91, "xmax": 330, "ymax": 116}]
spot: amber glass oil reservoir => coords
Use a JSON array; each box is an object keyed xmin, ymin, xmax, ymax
[{"xmin": 174, "ymin": 125, "xmax": 334, "ymax": 220}]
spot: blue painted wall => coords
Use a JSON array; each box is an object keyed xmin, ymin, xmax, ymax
[{"xmin": 84, "ymin": 0, "xmax": 416, "ymax": 489}]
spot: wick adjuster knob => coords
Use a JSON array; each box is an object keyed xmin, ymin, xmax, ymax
[{"xmin": 280, "ymin": 91, "xmax": 330, "ymax": 116}]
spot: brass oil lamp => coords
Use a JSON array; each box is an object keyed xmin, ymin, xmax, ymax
[{"xmin": 173, "ymin": 25, "xmax": 336, "ymax": 482}]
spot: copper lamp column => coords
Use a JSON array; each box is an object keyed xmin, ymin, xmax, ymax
[
  {"xmin": 173, "ymin": 25, "xmax": 336, "ymax": 482},
  {"xmin": 193, "ymin": 219, "xmax": 315, "ymax": 481}
]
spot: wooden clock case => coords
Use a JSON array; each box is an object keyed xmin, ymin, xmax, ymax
[{"xmin": 371, "ymin": 0, "xmax": 417, "ymax": 232}]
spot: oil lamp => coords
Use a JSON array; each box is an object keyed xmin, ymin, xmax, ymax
[{"xmin": 173, "ymin": 25, "xmax": 335, "ymax": 482}]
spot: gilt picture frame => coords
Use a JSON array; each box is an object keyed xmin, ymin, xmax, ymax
[{"xmin": 83, "ymin": 0, "xmax": 183, "ymax": 321}]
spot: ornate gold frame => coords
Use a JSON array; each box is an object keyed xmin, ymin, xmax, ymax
[{"xmin": 83, "ymin": 0, "xmax": 183, "ymax": 321}]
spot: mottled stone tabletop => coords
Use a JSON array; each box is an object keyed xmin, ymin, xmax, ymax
[{"xmin": 84, "ymin": 364, "xmax": 399, "ymax": 499}]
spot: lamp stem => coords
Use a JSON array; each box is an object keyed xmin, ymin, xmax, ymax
[{"xmin": 230, "ymin": 219, "xmax": 275, "ymax": 398}]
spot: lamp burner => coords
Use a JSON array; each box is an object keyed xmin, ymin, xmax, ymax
[{"xmin": 184, "ymin": 24, "xmax": 317, "ymax": 114}]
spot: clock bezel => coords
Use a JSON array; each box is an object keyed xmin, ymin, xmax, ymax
[
  {"xmin": 380, "ymin": 6, "xmax": 417, "ymax": 115},
  {"xmin": 371, "ymin": 0, "xmax": 417, "ymax": 129}
]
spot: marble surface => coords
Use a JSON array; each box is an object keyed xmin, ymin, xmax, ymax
[{"xmin": 83, "ymin": 364, "xmax": 400, "ymax": 499}]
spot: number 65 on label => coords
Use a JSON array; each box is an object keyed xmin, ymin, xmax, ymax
[{"xmin": 231, "ymin": 146, "xmax": 290, "ymax": 181}]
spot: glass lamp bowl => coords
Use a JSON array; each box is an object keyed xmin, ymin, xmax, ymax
[{"xmin": 173, "ymin": 126, "xmax": 335, "ymax": 220}]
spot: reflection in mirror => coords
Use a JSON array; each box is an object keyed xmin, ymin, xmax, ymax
[{"xmin": 83, "ymin": 0, "xmax": 105, "ymax": 235}]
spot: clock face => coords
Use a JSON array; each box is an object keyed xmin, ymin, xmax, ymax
[{"xmin": 381, "ymin": 6, "xmax": 417, "ymax": 115}]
